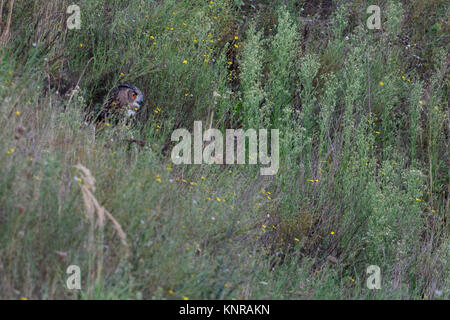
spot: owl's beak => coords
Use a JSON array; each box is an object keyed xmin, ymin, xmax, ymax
[
  {"xmin": 134, "ymin": 96, "xmax": 145, "ymax": 109},
  {"xmin": 128, "ymin": 96, "xmax": 144, "ymax": 117}
]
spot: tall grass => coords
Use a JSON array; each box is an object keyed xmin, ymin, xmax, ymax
[{"xmin": 0, "ymin": 0, "xmax": 448, "ymax": 300}]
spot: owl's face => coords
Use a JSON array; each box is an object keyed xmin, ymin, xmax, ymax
[{"xmin": 110, "ymin": 84, "xmax": 145, "ymax": 118}]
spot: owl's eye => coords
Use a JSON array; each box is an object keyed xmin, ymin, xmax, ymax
[{"xmin": 132, "ymin": 93, "xmax": 137, "ymax": 99}]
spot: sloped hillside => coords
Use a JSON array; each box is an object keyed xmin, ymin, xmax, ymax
[{"xmin": 0, "ymin": 0, "xmax": 448, "ymax": 299}]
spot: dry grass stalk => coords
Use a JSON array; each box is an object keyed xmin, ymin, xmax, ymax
[
  {"xmin": 75, "ymin": 164, "xmax": 128, "ymax": 297},
  {"xmin": 0, "ymin": 0, "xmax": 14, "ymax": 45},
  {"xmin": 75, "ymin": 164, "xmax": 128, "ymax": 247},
  {"xmin": 0, "ymin": 0, "xmax": 4, "ymax": 30}
]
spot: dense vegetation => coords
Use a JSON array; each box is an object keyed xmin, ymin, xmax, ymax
[{"xmin": 0, "ymin": 0, "xmax": 448, "ymax": 299}]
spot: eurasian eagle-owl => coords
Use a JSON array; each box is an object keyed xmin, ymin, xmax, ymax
[{"xmin": 101, "ymin": 84, "xmax": 145, "ymax": 123}]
